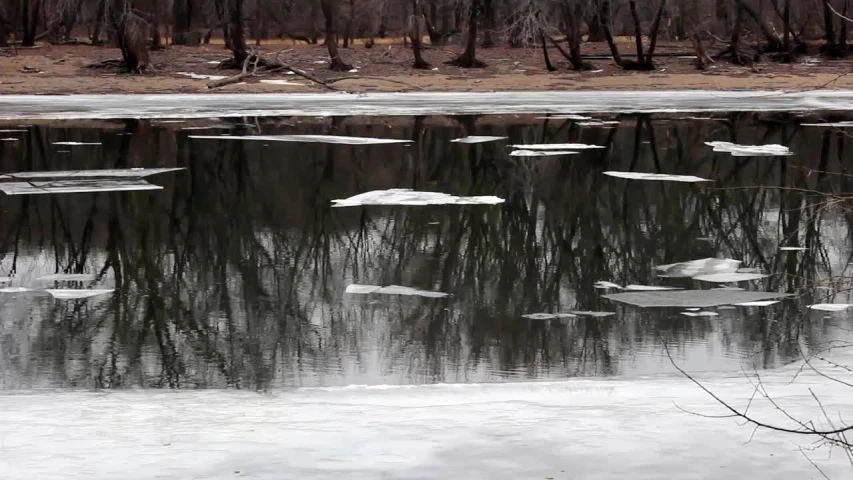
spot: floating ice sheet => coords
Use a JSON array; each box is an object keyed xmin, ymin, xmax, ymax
[
  {"xmin": 450, "ymin": 136, "xmax": 508, "ymax": 144},
  {"xmin": 656, "ymin": 258, "xmax": 741, "ymax": 278},
  {"xmin": 693, "ymin": 272, "xmax": 768, "ymax": 283},
  {"xmin": 46, "ymin": 289, "xmax": 114, "ymax": 300},
  {"xmin": 680, "ymin": 311, "xmax": 719, "ymax": 317},
  {"xmin": 780, "ymin": 246, "xmax": 807, "ymax": 251},
  {"xmin": 345, "ymin": 284, "xmax": 448, "ymax": 298},
  {"xmin": 571, "ymin": 311, "xmax": 616, "ymax": 318},
  {"xmin": 1, "ymin": 138, "xmax": 19, "ymax": 141},
  {"xmin": 509, "ymin": 150, "xmax": 578, "ymax": 157},
  {"xmin": 735, "ymin": 300, "xmax": 780, "ymax": 307},
  {"xmin": 0, "ymin": 179, "xmax": 162, "ymax": 195},
  {"xmin": 189, "ymin": 134, "xmax": 412, "ymax": 145},
  {"xmin": 0, "ymin": 287, "xmax": 34, "ymax": 293},
  {"xmin": 37, "ymin": 273, "xmax": 97, "ymax": 282},
  {"xmin": 332, "ymin": 189, "xmax": 504, "ymax": 207},
  {"xmin": 52, "ymin": 142, "xmax": 101, "ymax": 146},
  {"xmin": 510, "ymin": 143, "xmax": 605, "ymax": 150},
  {"xmin": 522, "ymin": 313, "xmax": 577, "ymax": 320},
  {"xmin": 603, "ymin": 290, "xmax": 791, "ymax": 308},
  {"xmin": 0, "ymin": 167, "xmax": 183, "ymax": 180},
  {"xmin": 801, "ymin": 121, "xmax": 853, "ymax": 127},
  {"xmin": 623, "ymin": 285, "xmax": 683, "ymax": 291},
  {"xmin": 0, "ymin": 129, "xmax": 26, "ymax": 132},
  {"xmin": 705, "ymin": 141, "xmax": 793, "ymax": 156},
  {"xmin": 604, "ymin": 171, "xmax": 712, "ymax": 183},
  {"xmin": 577, "ymin": 121, "xmax": 621, "ymax": 127},
  {"xmin": 808, "ymin": 304, "xmax": 853, "ymax": 312},
  {"xmin": 594, "ymin": 281, "xmax": 622, "ymax": 289}
]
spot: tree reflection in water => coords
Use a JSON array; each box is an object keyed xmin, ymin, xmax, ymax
[{"xmin": 0, "ymin": 112, "xmax": 851, "ymax": 390}]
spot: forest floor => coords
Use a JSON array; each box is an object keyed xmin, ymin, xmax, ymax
[{"xmin": 2, "ymin": 39, "xmax": 853, "ymax": 94}]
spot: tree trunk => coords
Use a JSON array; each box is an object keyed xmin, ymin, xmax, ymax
[
  {"xmin": 562, "ymin": 1, "xmax": 594, "ymax": 70},
  {"xmin": 540, "ymin": 29, "xmax": 556, "ymax": 71},
  {"xmin": 730, "ymin": 2, "xmax": 747, "ymax": 64},
  {"xmin": 151, "ymin": 0, "xmax": 163, "ymax": 49},
  {"xmin": 310, "ymin": 0, "xmax": 319, "ymax": 43},
  {"xmin": 644, "ymin": 0, "xmax": 667, "ymax": 66},
  {"xmin": 0, "ymin": 7, "xmax": 7, "ymax": 46},
  {"xmin": 410, "ymin": 1, "xmax": 430, "ymax": 69},
  {"xmin": 823, "ymin": 0, "xmax": 836, "ymax": 50},
  {"xmin": 215, "ymin": 0, "xmax": 230, "ymax": 47},
  {"xmin": 91, "ymin": 0, "xmax": 106, "ymax": 44},
  {"xmin": 108, "ymin": 0, "xmax": 151, "ymax": 73},
  {"xmin": 628, "ymin": 0, "xmax": 644, "ymax": 63},
  {"xmin": 481, "ymin": 0, "xmax": 495, "ymax": 47},
  {"xmin": 734, "ymin": 0, "xmax": 783, "ymax": 50},
  {"xmin": 587, "ymin": 0, "xmax": 608, "ymax": 42},
  {"xmin": 22, "ymin": 0, "xmax": 42, "ymax": 47},
  {"xmin": 842, "ymin": 0, "xmax": 850, "ymax": 48},
  {"xmin": 172, "ymin": 0, "xmax": 192, "ymax": 45},
  {"xmin": 782, "ymin": 0, "xmax": 791, "ymax": 61},
  {"xmin": 228, "ymin": 0, "xmax": 249, "ymax": 64},
  {"xmin": 254, "ymin": 0, "xmax": 262, "ymax": 46},
  {"xmin": 597, "ymin": 1, "xmax": 623, "ymax": 66},
  {"xmin": 446, "ymin": 0, "xmax": 485, "ymax": 67},
  {"xmin": 343, "ymin": 0, "xmax": 354, "ymax": 47},
  {"xmin": 321, "ymin": 0, "xmax": 353, "ymax": 70}
]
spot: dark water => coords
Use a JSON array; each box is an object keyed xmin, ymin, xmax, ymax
[{"xmin": 1, "ymin": 112, "xmax": 852, "ymax": 390}]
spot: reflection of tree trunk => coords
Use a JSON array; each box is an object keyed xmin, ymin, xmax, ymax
[{"xmin": 321, "ymin": 0, "xmax": 353, "ymax": 70}]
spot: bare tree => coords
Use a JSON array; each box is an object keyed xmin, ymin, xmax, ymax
[
  {"xmin": 172, "ymin": 0, "xmax": 192, "ymax": 44},
  {"xmin": 409, "ymin": 0, "xmax": 431, "ymax": 69},
  {"xmin": 320, "ymin": 0, "xmax": 353, "ymax": 71},
  {"xmin": 107, "ymin": 0, "xmax": 151, "ymax": 72},
  {"xmin": 21, "ymin": 0, "xmax": 43, "ymax": 46},
  {"xmin": 446, "ymin": 0, "xmax": 486, "ymax": 67},
  {"xmin": 596, "ymin": 0, "xmax": 667, "ymax": 70}
]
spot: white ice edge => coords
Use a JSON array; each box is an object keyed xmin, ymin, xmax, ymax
[
  {"xmin": 450, "ymin": 136, "xmax": 508, "ymax": 144},
  {"xmin": 188, "ymin": 134, "xmax": 412, "ymax": 145},
  {"xmin": 5, "ymin": 90, "xmax": 853, "ymax": 120},
  {"xmin": 4, "ymin": 349, "xmax": 853, "ymax": 480},
  {"xmin": 332, "ymin": 189, "xmax": 504, "ymax": 207},
  {"xmin": 345, "ymin": 284, "xmax": 448, "ymax": 298},
  {"xmin": 604, "ymin": 171, "xmax": 712, "ymax": 183},
  {"xmin": 510, "ymin": 143, "xmax": 605, "ymax": 150}
]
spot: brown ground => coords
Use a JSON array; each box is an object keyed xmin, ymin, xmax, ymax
[{"xmin": 2, "ymin": 39, "xmax": 853, "ymax": 94}]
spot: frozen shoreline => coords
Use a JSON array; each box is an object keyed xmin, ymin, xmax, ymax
[
  {"xmin": 3, "ymin": 90, "xmax": 853, "ymax": 120},
  {"xmin": 3, "ymin": 351, "xmax": 853, "ymax": 480}
]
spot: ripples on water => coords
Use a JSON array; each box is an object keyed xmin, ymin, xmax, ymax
[{"xmin": 0, "ymin": 112, "xmax": 852, "ymax": 390}]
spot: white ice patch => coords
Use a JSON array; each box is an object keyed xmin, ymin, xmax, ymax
[
  {"xmin": 509, "ymin": 150, "xmax": 578, "ymax": 157},
  {"xmin": 594, "ymin": 281, "xmax": 622, "ymax": 289},
  {"xmin": 51, "ymin": 142, "xmax": 101, "ymax": 146},
  {"xmin": 0, "ymin": 179, "xmax": 162, "ymax": 195},
  {"xmin": 656, "ymin": 258, "xmax": 741, "ymax": 278},
  {"xmin": 693, "ymin": 272, "xmax": 768, "ymax": 283},
  {"xmin": 801, "ymin": 121, "xmax": 853, "ymax": 127},
  {"xmin": 535, "ymin": 115, "xmax": 593, "ymax": 120},
  {"xmin": 623, "ymin": 285, "xmax": 683, "ymax": 291},
  {"xmin": 735, "ymin": 300, "xmax": 780, "ymax": 307},
  {"xmin": 577, "ymin": 121, "xmax": 621, "ymax": 127},
  {"xmin": 510, "ymin": 143, "xmax": 605, "ymax": 150},
  {"xmin": 705, "ymin": 141, "xmax": 793, "ymax": 157},
  {"xmin": 189, "ymin": 134, "xmax": 412, "ymax": 145},
  {"xmin": 345, "ymin": 284, "xmax": 448, "ymax": 298},
  {"xmin": 0, "ymin": 168, "xmax": 183, "ymax": 180},
  {"xmin": 45, "ymin": 289, "xmax": 114, "ymax": 299},
  {"xmin": 175, "ymin": 72, "xmax": 228, "ymax": 81},
  {"xmin": 260, "ymin": 80, "xmax": 306, "ymax": 86},
  {"xmin": 522, "ymin": 313, "xmax": 577, "ymax": 320},
  {"xmin": 604, "ymin": 171, "xmax": 712, "ymax": 183},
  {"xmin": 0, "ymin": 287, "xmax": 34, "ymax": 293},
  {"xmin": 450, "ymin": 136, "xmax": 508, "ymax": 144},
  {"xmin": 808, "ymin": 304, "xmax": 853, "ymax": 312},
  {"xmin": 332, "ymin": 189, "xmax": 504, "ymax": 207},
  {"xmin": 604, "ymin": 290, "xmax": 791, "ymax": 308},
  {"xmin": 206, "ymin": 60, "xmax": 222, "ymax": 64},
  {"xmin": 780, "ymin": 246, "xmax": 807, "ymax": 251},
  {"xmin": 1, "ymin": 138, "xmax": 19, "ymax": 141},
  {"xmin": 680, "ymin": 311, "xmax": 719, "ymax": 317},
  {"xmin": 571, "ymin": 311, "xmax": 616, "ymax": 318}
]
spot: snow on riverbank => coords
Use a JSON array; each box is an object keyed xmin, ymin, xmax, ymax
[{"xmin": 3, "ymin": 351, "xmax": 853, "ymax": 480}]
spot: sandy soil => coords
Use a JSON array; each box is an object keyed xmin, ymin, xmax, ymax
[{"xmin": 2, "ymin": 40, "xmax": 853, "ymax": 94}]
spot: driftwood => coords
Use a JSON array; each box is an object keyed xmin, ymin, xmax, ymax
[{"xmin": 207, "ymin": 52, "xmax": 258, "ymax": 88}]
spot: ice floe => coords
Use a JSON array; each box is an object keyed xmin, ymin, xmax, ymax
[
  {"xmin": 0, "ymin": 168, "xmax": 183, "ymax": 180},
  {"xmin": 0, "ymin": 179, "xmax": 162, "ymax": 195},
  {"xmin": 705, "ymin": 141, "xmax": 793, "ymax": 156},
  {"xmin": 345, "ymin": 284, "xmax": 448, "ymax": 298},
  {"xmin": 260, "ymin": 80, "xmax": 306, "ymax": 86},
  {"xmin": 189, "ymin": 134, "xmax": 412, "ymax": 145},
  {"xmin": 780, "ymin": 246, "xmax": 807, "ymax": 251},
  {"xmin": 623, "ymin": 285, "xmax": 683, "ymax": 291},
  {"xmin": 522, "ymin": 313, "xmax": 577, "ymax": 320},
  {"xmin": 51, "ymin": 141, "xmax": 101, "ymax": 146},
  {"xmin": 535, "ymin": 115, "xmax": 593, "ymax": 120},
  {"xmin": 332, "ymin": 189, "xmax": 504, "ymax": 207},
  {"xmin": 801, "ymin": 121, "xmax": 853, "ymax": 127},
  {"xmin": 509, "ymin": 150, "xmax": 578, "ymax": 157},
  {"xmin": 693, "ymin": 272, "xmax": 768, "ymax": 283},
  {"xmin": 593, "ymin": 281, "xmax": 622, "ymax": 289},
  {"xmin": 808, "ymin": 304, "xmax": 853, "ymax": 312},
  {"xmin": 604, "ymin": 290, "xmax": 791, "ymax": 308},
  {"xmin": 37, "ymin": 273, "xmax": 97, "ymax": 282},
  {"xmin": 571, "ymin": 311, "xmax": 616, "ymax": 318},
  {"xmin": 604, "ymin": 171, "xmax": 712, "ymax": 183},
  {"xmin": 510, "ymin": 143, "xmax": 605, "ymax": 150},
  {"xmin": 45, "ymin": 289, "xmax": 114, "ymax": 300},
  {"xmin": 680, "ymin": 311, "xmax": 720, "ymax": 317},
  {"xmin": 0, "ymin": 287, "xmax": 34, "ymax": 293},
  {"xmin": 450, "ymin": 136, "xmax": 508, "ymax": 144},
  {"xmin": 656, "ymin": 258, "xmax": 741, "ymax": 278},
  {"xmin": 735, "ymin": 300, "xmax": 780, "ymax": 307}
]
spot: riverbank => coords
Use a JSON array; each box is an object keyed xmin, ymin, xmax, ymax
[{"xmin": 2, "ymin": 42, "xmax": 853, "ymax": 95}]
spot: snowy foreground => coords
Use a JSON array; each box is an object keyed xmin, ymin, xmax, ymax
[{"xmin": 3, "ymin": 352, "xmax": 853, "ymax": 480}]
